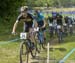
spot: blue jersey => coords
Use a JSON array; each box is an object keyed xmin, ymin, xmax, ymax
[{"xmin": 35, "ymin": 12, "xmax": 44, "ymax": 22}]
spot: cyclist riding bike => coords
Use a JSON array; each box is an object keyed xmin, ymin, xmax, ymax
[
  {"xmin": 48, "ymin": 16, "xmax": 54, "ymax": 37},
  {"xmin": 56, "ymin": 13, "xmax": 63, "ymax": 31},
  {"xmin": 12, "ymin": 6, "xmax": 37, "ymax": 49},
  {"xmin": 51, "ymin": 12, "xmax": 57, "ymax": 35},
  {"xmin": 64, "ymin": 16, "xmax": 68, "ymax": 24},
  {"xmin": 56, "ymin": 13, "xmax": 63, "ymax": 42},
  {"xmin": 35, "ymin": 10, "xmax": 46, "ymax": 38},
  {"xmin": 34, "ymin": 9, "xmax": 46, "ymax": 48},
  {"xmin": 68, "ymin": 16, "xmax": 73, "ymax": 35},
  {"xmin": 48, "ymin": 16, "xmax": 53, "ymax": 24},
  {"xmin": 56, "ymin": 13, "xmax": 63, "ymax": 26}
]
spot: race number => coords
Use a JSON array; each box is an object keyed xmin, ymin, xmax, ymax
[
  {"xmin": 63, "ymin": 24, "xmax": 67, "ymax": 26},
  {"xmin": 57, "ymin": 25, "xmax": 61, "ymax": 29},
  {"xmin": 69, "ymin": 25, "xmax": 72, "ymax": 27},
  {"xmin": 49, "ymin": 23, "xmax": 52, "ymax": 26},
  {"xmin": 20, "ymin": 32, "xmax": 27, "ymax": 39},
  {"xmin": 34, "ymin": 27, "xmax": 39, "ymax": 32}
]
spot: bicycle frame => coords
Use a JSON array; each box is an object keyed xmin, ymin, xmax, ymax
[
  {"xmin": 20, "ymin": 32, "xmax": 36, "ymax": 63},
  {"xmin": 49, "ymin": 26, "xmax": 54, "ymax": 38},
  {"xmin": 56, "ymin": 25, "xmax": 63, "ymax": 43}
]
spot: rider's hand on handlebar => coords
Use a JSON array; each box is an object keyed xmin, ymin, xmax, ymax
[{"xmin": 11, "ymin": 31, "xmax": 16, "ymax": 35}]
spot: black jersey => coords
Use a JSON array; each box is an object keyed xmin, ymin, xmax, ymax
[
  {"xmin": 64, "ymin": 16, "xmax": 68, "ymax": 24},
  {"xmin": 56, "ymin": 14, "xmax": 63, "ymax": 25},
  {"xmin": 17, "ymin": 13, "xmax": 33, "ymax": 24},
  {"xmin": 16, "ymin": 13, "xmax": 33, "ymax": 32},
  {"xmin": 48, "ymin": 17, "xmax": 53, "ymax": 23}
]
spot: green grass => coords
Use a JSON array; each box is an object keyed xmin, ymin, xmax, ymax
[
  {"xmin": 38, "ymin": 35, "xmax": 75, "ymax": 63},
  {"xmin": 0, "ymin": 36, "xmax": 75, "ymax": 63},
  {"xmin": 0, "ymin": 42, "xmax": 20, "ymax": 63}
]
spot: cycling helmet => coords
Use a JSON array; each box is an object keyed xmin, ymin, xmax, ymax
[{"xmin": 20, "ymin": 6, "xmax": 28, "ymax": 12}]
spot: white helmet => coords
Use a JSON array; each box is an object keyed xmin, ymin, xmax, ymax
[{"xmin": 20, "ymin": 6, "xmax": 28, "ymax": 12}]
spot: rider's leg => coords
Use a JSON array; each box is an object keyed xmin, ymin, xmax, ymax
[
  {"xmin": 43, "ymin": 28, "xmax": 46, "ymax": 40},
  {"xmin": 29, "ymin": 28, "xmax": 35, "ymax": 43},
  {"xmin": 41, "ymin": 28, "xmax": 47, "ymax": 49},
  {"xmin": 29, "ymin": 28, "xmax": 40, "ymax": 53}
]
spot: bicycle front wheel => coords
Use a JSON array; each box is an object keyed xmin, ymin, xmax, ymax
[{"xmin": 20, "ymin": 41, "xmax": 29, "ymax": 63}]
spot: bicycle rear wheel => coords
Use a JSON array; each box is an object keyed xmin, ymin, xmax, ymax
[{"xmin": 20, "ymin": 41, "xmax": 29, "ymax": 63}]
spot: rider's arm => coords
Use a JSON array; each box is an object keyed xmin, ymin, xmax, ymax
[
  {"xmin": 42, "ymin": 17, "xmax": 47, "ymax": 28},
  {"xmin": 47, "ymin": 17, "xmax": 52, "ymax": 25},
  {"xmin": 12, "ymin": 14, "xmax": 22, "ymax": 34},
  {"xmin": 33, "ymin": 19, "xmax": 38, "ymax": 28},
  {"xmin": 43, "ymin": 19, "xmax": 46, "ymax": 27},
  {"xmin": 12, "ymin": 20, "xmax": 18, "ymax": 33},
  {"xmin": 41, "ymin": 14, "xmax": 47, "ymax": 28}
]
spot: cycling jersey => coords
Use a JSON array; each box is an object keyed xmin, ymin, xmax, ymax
[
  {"xmin": 35, "ymin": 12, "xmax": 44, "ymax": 22},
  {"xmin": 17, "ymin": 13, "xmax": 33, "ymax": 22},
  {"xmin": 16, "ymin": 13, "xmax": 33, "ymax": 32},
  {"xmin": 35, "ymin": 12, "xmax": 46, "ymax": 31},
  {"xmin": 48, "ymin": 16, "xmax": 53, "ymax": 23},
  {"xmin": 68, "ymin": 18, "xmax": 73, "ymax": 25},
  {"xmin": 64, "ymin": 16, "xmax": 68, "ymax": 24},
  {"xmin": 64, "ymin": 16, "xmax": 73, "ymax": 25},
  {"xmin": 34, "ymin": 12, "xmax": 45, "ymax": 26},
  {"xmin": 56, "ymin": 14, "xmax": 63, "ymax": 25}
]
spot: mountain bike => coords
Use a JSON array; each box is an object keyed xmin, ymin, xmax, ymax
[
  {"xmin": 56, "ymin": 25, "xmax": 63, "ymax": 43},
  {"xmin": 63, "ymin": 23, "xmax": 68, "ymax": 37},
  {"xmin": 69, "ymin": 24, "xmax": 73, "ymax": 35},
  {"xmin": 34, "ymin": 27, "xmax": 46, "ymax": 51},
  {"xmin": 49, "ymin": 23, "xmax": 54, "ymax": 38},
  {"xmin": 20, "ymin": 32, "xmax": 36, "ymax": 63}
]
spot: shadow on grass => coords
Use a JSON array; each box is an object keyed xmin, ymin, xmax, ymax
[
  {"xmin": 49, "ymin": 47, "xmax": 67, "ymax": 52},
  {"xmin": 47, "ymin": 33, "xmax": 75, "ymax": 46},
  {"xmin": 31, "ymin": 56, "xmax": 58, "ymax": 63},
  {"xmin": 64, "ymin": 35, "xmax": 75, "ymax": 43}
]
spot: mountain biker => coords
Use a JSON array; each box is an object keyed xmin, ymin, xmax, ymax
[
  {"xmin": 34, "ymin": 9, "xmax": 47, "ymax": 48},
  {"xmin": 55, "ymin": 13, "xmax": 64, "ymax": 42},
  {"xmin": 68, "ymin": 16, "xmax": 73, "ymax": 25},
  {"xmin": 64, "ymin": 16, "xmax": 73, "ymax": 27},
  {"xmin": 56, "ymin": 13, "xmax": 63, "ymax": 26},
  {"xmin": 12, "ymin": 6, "xmax": 37, "ymax": 49},
  {"xmin": 64, "ymin": 16, "xmax": 68, "ymax": 24},
  {"xmin": 54, "ymin": 13, "xmax": 64, "ymax": 38},
  {"xmin": 48, "ymin": 16, "xmax": 53, "ymax": 24},
  {"xmin": 48, "ymin": 16, "xmax": 55, "ymax": 37},
  {"xmin": 56, "ymin": 13, "xmax": 63, "ymax": 31},
  {"xmin": 51, "ymin": 12, "xmax": 57, "ymax": 35},
  {"xmin": 34, "ymin": 10, "xmax": 46, "ymax": 36}
]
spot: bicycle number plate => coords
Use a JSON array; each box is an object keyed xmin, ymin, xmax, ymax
[
  {"xmin": 69, "ymin": 25, "xmax": 72, "ymax": 27},
  {"xmin": 63, "ymin": 24, "xmax": 67, "ymax": 26},
  {"xmin": 49, "ymin": 23, "xmax": 52, "ymax": 26},
  {"xmin": 57, "ymin": 25, "xmax": 61, "ymax": 29},
  {"xmin": 20, "ymin": 32, "xmax": 27, "ymax": 39},
  {"xmin": 34, "ymin": 27, "xmax": 39, "ymax": 32}
]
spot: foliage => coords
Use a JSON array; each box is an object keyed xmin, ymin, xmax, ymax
[
  {"xmin": 0, "ymin": 0, "xmax": 75, "ymax": 24},
  {"xmin": 0, "ymin": 0, "xmax": 25, "ymax": 24}
]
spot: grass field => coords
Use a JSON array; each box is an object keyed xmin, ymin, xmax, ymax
[{"xmin": 0, "ymin": 34, "xmax": 75, "ymax": 63}]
